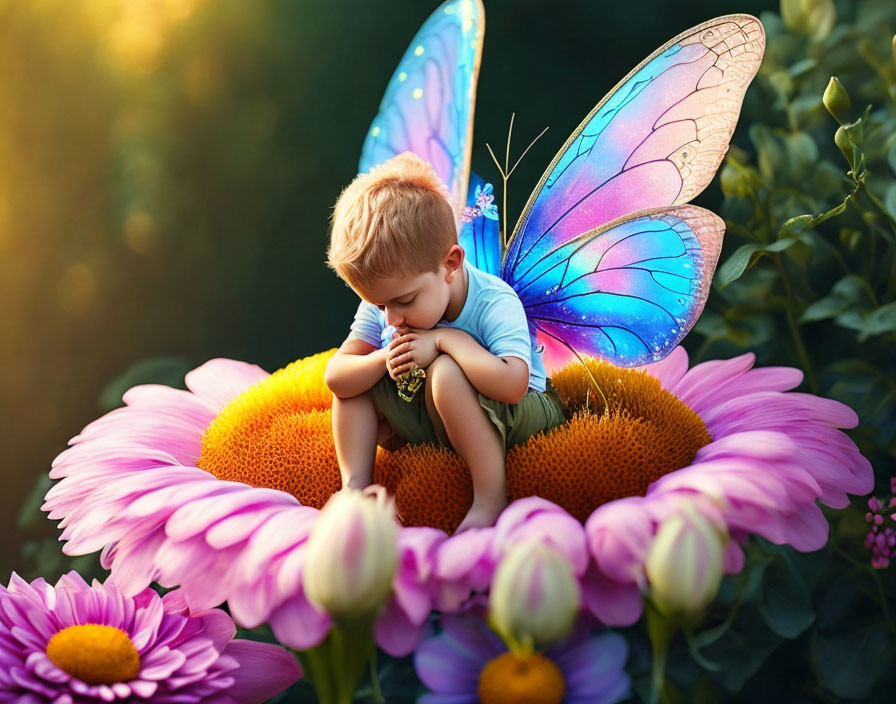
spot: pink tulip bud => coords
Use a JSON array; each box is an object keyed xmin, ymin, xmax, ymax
[
  {"xmin": 302, "ymin": 488, "xmax": 399, "ymax": 620},
  {"xmin": 645, "ymin": 505, "xmax": 727, "ymax": 618},
  {"xmin": 489, "ymin": 541, "xmax": 581, "ymax": 650}
]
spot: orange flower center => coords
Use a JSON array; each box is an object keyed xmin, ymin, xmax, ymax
[
  {"xmin": 46, "ymin": 624, "xmax": 140, "ymax": 685},
  {"xmin": 477, "ymin": 653, "xmax": 565, "ymax": 704},
  {"xmin": 379, "ymin": 358, "xmax": 712, "ymax": 531},
  {"xmin": 195, "ymin": 351, "xmax": 710, "ymax": 530},
  {"xmin": 197, "ymin": 351, "xmax": 341, "ymax": 508}
]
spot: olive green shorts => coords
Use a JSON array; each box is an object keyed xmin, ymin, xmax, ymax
[{"xmin": 370, "ymin": 372, "xmax": 567, "ymax": 449}]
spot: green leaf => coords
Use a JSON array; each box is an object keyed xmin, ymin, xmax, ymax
[
  {"xmin": 18, "ymin": 474, "xmax": 55, "ymax": 530},
  {"xmin": 811, "ymin": 625, "xmax": 892, "ymax": 699},
  {"xmin": 777, "ymin": 214, "xmax": 813, "ymax": 238},
  {"xmin": 756, "ymin": 556, "xmax": 814, "ymax": 639},
  {"xmin": 831, "ymin": 274, "xmax": 867, "ymax": 300},
  {"xmin": 703, "ymin": 603, "xmax": 784, "ymax": 692},
  {"xmin": 888, "ymin": 139, "xmax": 896, "ymax": 175},
  {"xmin": 885, "ymin": 182, "xmax": 896, "ymax": 218},
  {"xmin": 717, "ymin": 244, "xmax": 760, "ymax": 286},
  {"xmin": 863, "ymin": 301, "xmax": 896, "ymax": 336},
  {"xmin": 99, "ymin": 356, "xmax": 194, "ymax": 411},
  {"xmin": 801, "ymin": 296, "xmax": 850, "ymax": 322},
  {"xmin": 800, "ymin": 274, "xmax": 866, "ymax": 329},
  {"xmin": 717, "ymin": 239, "xmax": 797, "ymax": 287}
]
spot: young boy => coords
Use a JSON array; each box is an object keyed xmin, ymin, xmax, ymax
[{"xmin": 324, "ymin": 152, "xmax": 565, "ymax": 532}]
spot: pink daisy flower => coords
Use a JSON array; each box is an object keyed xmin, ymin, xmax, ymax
[
  {"xmin": 43, "ymin": 346, "xmax": 872, "ymax": 652},
  {"xmin": 0, "ymin": 571, "xmax": 300, "ymax": 703}
]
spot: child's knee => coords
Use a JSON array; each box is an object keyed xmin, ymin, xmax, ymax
[{"xmin": 427, "ymin": 354, "xmax": 467, "ymax": 397}]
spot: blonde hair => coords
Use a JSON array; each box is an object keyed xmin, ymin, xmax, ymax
[{"xmin": 327, "ymin": 152, "xmax": 458, "ymax": 288}]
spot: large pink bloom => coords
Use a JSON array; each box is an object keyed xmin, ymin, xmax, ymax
[{"xmin": 44, "ymin": 348, "xmax": 871, "ymax": 650}]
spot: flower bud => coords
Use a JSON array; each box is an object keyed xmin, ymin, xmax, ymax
[
  {"xmin": 781, "ymin": 0, "xmax": 836, "ymax": 41},
  {"xmin": 644, "ymin": 505, "xmax": 727, "ymax": 619},
  {"xmin": 823, "ymin": 77, "xmax": 851, "ymax": 124},
  {"xmin": 302, "ymin": 488, "xmax": 399, "ymax": 620},
  {"xmin": 489, "ymin": 541, "xmax": 581, "ymax": 650},
  {"xmin": 834, "ymin": 125, "xmax": 854, "ymax": 166}
]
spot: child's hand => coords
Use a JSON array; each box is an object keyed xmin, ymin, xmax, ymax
[{"xmin": 387, "ymin": 328, "xmax": 440, "ymax": 380}]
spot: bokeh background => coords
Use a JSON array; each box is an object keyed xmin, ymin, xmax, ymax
[{"xmin": 4, "ymin": 0, "xmax": 793, "ymax": 575}]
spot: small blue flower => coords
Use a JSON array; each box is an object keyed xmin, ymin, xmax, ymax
[{"xmin": 475, "ymin": 183, "xmax": 499, "ymax": 220}]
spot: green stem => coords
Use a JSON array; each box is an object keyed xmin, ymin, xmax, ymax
[
  {"xmin": 297, "ymin": 618, "xmax": 378, "ymax": 704},
  {"xmin": 369, "ymin": 649, "xmax": 386, "ymax": 704},
  {"xmin": 870, "ymin": 567, "xmax": 896, "ymax": 634},
  {"xmin": 646, "ymin": 601, "xmax": 678, "ymax": 704}
]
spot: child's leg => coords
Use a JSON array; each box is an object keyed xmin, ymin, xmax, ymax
[
  {"xmin": 331, "ymin": 391, "xmax": 379, "ymax": 490},
  {"xmin": 424, "ymin": 354, "xmax": 507, "ymax": 532}
]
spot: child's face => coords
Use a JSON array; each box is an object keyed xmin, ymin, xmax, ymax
[{"xmin": 353, "ymin": 245, "xmax": 464, "ymax": 330}]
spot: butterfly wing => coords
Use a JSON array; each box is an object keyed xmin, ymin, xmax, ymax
[
  {"xmin": 359, "ymin": 0, "xmax": 485, "ymax": 220},
  {"xmin": 459, "ymin": 172, "xmax": 501, "ymax": 275},
  {"xmin": 503, "ymin": 15, "xmax": 763, "ymax": 289},
  {"xmin": 519, "ymin": 206, "xmax": 724, "ymax": 371}
]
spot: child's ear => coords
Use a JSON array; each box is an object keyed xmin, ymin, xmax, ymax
[{"xmin": 443, "ymin": 244, "xmax": 465, "ymax": 282}]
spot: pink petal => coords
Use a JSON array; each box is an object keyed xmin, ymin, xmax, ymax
[
  {"xmin": 221, "ymin": 640, "xmax": 302, "ymax": 704},
  {"xmin": 185, "ymin": 359, "xmax": 269, "ymax": 409}
]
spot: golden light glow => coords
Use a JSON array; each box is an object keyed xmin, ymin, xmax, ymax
[
  {"xmin": 98, "ymin": 0, "xmax": 205, "ymax": 75},
  {"xmin": 57, "ymin": 263, "xmax": 99, "ymax": 316},
  {"xmin": 46, "ymin": 624, "xmax": 140, "ymax": 685},
  {"xmin": 123, "ymin": 210, "xmax": 157, "ymax": 254}
]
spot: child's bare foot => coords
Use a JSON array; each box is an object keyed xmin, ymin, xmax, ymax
[
  {"xmin": 454, "ymin": 495, "xmax": 508, "ymax": 534},
  {"xmin": 343, "ymin": 476, "xmax": 371, "ymax": 491}
]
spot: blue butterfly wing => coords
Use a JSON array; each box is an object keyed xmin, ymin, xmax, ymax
[
  {"xmin": 518, "ymin": 206, "xmax": 724, "ymax": 371},
  {"xmin": 359, "ymin": 0, "xmax": 485, "ymax": 218},
  {"xmin": 459, "ymin": 172, "xmax": 501, "ymax": 275},
  {"xmin": 503, "ymin": 15, "xmax": 763, "ymax": 289}
]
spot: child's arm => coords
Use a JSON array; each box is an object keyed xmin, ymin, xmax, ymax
[
  {"xmin": 436, "ymin": 329, "xmax": 529, "ymax": 404},
  {"xmin": 324, "ymin": 339, "xmax": 390, "ymax": 399},
  {"xmin": 389, "ymin": 327, "xmax": 529, "ymax": 404}
]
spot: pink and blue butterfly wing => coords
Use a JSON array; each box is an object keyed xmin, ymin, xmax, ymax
[
  {"xmin": 503, "ymin": 15, "xmax": 763, "ymax": 289},
  {"xmin": 459, "ymin": 172, "xmax": 501, "ymax": 275},
  {"xmin": 359, "ymin": 0, "xmax": 485, "ymax": 218},
  {"xmin": 520, "ymin": 206, "xmax": 724, "ymax": 370}
]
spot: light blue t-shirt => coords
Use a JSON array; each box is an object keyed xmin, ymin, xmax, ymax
[{"xmin": 347, "ymin": 261, "xmax": 547, "ymax": 392}]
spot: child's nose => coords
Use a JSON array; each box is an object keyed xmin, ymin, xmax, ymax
[{"xmin": 385, "ymin": 308, "xmax": 404, "ymax": 327}]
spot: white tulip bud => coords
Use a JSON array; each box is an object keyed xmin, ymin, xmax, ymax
[
  {"xmin": 302, "ymin": 488, "xmax": 399, "ymax": 621},
  {"xmin": 645, "ymin": 505, "xmax": 727, "ymax": 619},
  {"xmin": 489, "ymin": 541, "xmax": 581, "ymax": 650}
]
